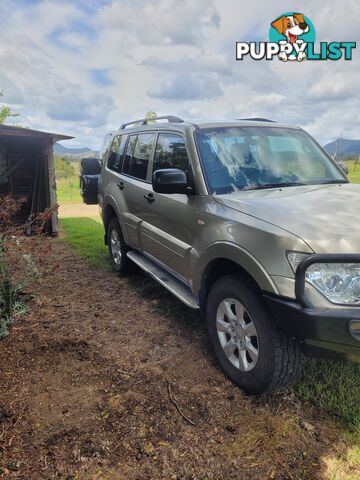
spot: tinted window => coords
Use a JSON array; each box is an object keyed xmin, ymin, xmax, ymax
[
  {"xmin": 123, "ymin": 133, "xmax": 155, "ymax": 180},
  {"xmin": 123, "ymin": 135, "xmax": 137, "ymax": 175},
  {"xmin": 107, "ymin": 135, "xmax": 127, "ymax": 172},
  {"xmin": 99, "ymin": 134, "xmax": 112, "ymax": 165},
  {"xmin": 153, "ymin": 133, "xmax": 189, "ymax": 173}
]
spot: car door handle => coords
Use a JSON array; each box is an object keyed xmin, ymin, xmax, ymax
[
  {"xmin": 144, "ymin": 193, "xmax": 155, "ymax": 203},
  {"xmin": 117, "ymin": 182, "xmax": 124, "ymax": 190}
]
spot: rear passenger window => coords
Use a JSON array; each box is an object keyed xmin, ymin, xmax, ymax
[
  {"xmin": 99, "ymin": 134, "xmax": 112, "ymax": 165},
  {"xmin": 107, "ymin": 135, "xmax": 127, "ymax": 173},
  {"xmin": 123, "ymin": 133, "xmax": 155, "ymax": 181},
  {"xmin": 153, "ymin": 133, "xmax": 189, "ymax": 173}
]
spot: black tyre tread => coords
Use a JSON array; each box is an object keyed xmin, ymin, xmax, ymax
[
  {"xmin": 80, "ymin": 157, "xmax": 101, "ymax": 175},
  {"xmin": 265, "ymin": 327, "xmax": 303, "ymax": 393},
  {"xmin": 207, "ymin": 273, "xmax": 303, "ymax": 394}
]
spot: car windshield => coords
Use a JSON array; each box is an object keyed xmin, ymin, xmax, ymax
[{"xmin": 195, "ymin": 126, "xmax": 347, "ymax": 194}]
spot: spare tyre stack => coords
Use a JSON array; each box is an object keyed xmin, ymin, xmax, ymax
[{"xmin": 79, "ymin": 157, "xmax": 101, "ymax": 205}]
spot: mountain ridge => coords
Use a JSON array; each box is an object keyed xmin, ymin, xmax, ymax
[
  {"xmin": 54, "ymin": 142, "xmax": 99, "ymax": 158},
  {"xmin": 323, "ymin": 138, "xmax": 360, "ymax": 156}
]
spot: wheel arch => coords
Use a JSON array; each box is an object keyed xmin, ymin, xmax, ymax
[
  {"xmin": 195, "ymin": 243, "xmax": 278, "ymax": 311},
  {"xmin": 103, "ymin": 199, "xmax": 121, "ymax": 245}
]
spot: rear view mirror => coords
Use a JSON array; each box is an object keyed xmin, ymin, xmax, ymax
[{"xmin": 152, "ymin": 168, "xmax": 188, "ymax": 194}]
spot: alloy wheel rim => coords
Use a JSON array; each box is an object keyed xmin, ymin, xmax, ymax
[
  {"xmin": 216, "ymin": 298, "xmax": 259, "ymax": 372},
  {"xmin": 110, "ymin": 229, "xmax": 122, "ymax": 265}
]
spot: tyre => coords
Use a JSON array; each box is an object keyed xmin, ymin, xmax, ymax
[
  {"xmin": 206, "ymin": 274, "xmax": 303, "ymax": 394},
  {"xmin": 79, "ymin": 158, "xmax": 101, "ymax": 205},
  {"xmin": 80, "ymin": 157, "xmax": 101, "ymax": 175},
  {"xmin": 107, "ymin": 218, "xmax": 132, "ymax": 274}
]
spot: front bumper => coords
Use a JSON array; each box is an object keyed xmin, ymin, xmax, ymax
[
  {"xmin": 264, "ymin": 294, "xmax": 360, "ymax": 362},
  {"xmin": 264, "ymin": 254, "xmax": 360, "ymax": 362}
]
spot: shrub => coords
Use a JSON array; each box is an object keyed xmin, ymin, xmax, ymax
[{"xmin": 0, "ymin": 195, "xmax": 52, "ymax": 337}]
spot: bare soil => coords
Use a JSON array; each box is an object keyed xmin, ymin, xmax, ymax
[
  {"xmin": 0, "ymin": 236, "xmax": 352, "ymax": 479},
  {"xmin": 58, "ymin": 203, "xmax": 99, "ymax": 219}
]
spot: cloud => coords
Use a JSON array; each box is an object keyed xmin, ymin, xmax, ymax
[
  {"xmin": 46, "ymin": 92, "xmax": 113, "ymax": 126},
  {"xmin": 89, "ymin": 69, "xmax": 114, "ymax": 86},
  {"xmin": 0, "ymin": 0, "xmax": 358, "ymax": 149},
  {"xmin": 148, "ymin": 74, "xmax": 223, "ymax": 101},
  {"xmin": 304, "ymin": 69, "xmax": 359, "ymax": 102},
  {"xmin": 48, "ymin": 22, "xmax": 96, "ymax": 52},
  {"xmin": 98, "ymin": 0, "xmax": 220, "ymax": 46}
]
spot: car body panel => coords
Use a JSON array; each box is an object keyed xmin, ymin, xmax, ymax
[{"xmin": 214, "ymin": 182, "xmax": 360, "ymax": 253}]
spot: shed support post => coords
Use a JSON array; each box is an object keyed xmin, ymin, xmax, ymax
[{"xmin": 46, "ymin": 138, "xmax": 58, "ymax": 235}]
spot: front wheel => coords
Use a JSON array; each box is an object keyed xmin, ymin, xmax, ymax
[{"xmin": 206, "ymin": 274, "xmax": 303, "ymax": 394}]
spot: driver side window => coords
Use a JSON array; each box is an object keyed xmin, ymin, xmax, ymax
[{"xmin": 153, "ymin": 133, "xmax": 189, "ymax": 173}]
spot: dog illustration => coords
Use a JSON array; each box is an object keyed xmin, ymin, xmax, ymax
[{"xmin": 271, "ymin": 13, "xmax": 309, "ymax": 61}]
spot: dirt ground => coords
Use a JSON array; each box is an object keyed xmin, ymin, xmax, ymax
[
  {"xmin": 58, "ymin": 203, "xmax": 99, "ymax": 219},
  {"xmin": 0, "ymin": 235, "xmax": 355, "ymax": 479}
]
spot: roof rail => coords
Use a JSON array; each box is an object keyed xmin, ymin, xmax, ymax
[
  {"xmin": 120, "ymin": 115, "xmax": 184, "ymax": 130},
  {"xmin": 238, "ymin": 117, "xmax": 277, "ymax": 123}
]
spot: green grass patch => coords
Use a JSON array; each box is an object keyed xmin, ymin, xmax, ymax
[
  {"xmin": 60, "ymin": 216, "xmax": 360, "ymax": 433},
  {"xmin": 296, "ymin": 358, "xmax": 360, "ymax": 433},
  {"xmin": 55, "ymin": 158, "xmax": 82, "ymax": 204},
  {"xmin": 60, "ymin": 217, "xmax": 110, "ymax": 271},
  {"xmin": 347, "ymin": 161, "xmax": 360, "ymax": 184},
  {"xmin": 57, "ymin": 177, "xmax": 82, "ymax": 204}
]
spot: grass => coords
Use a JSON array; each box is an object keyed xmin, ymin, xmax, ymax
[
  {"xmin": 324, "ymin": 441, "xmax": 360, "ymax": 480},
  {"xmin": 57, "ymin": 177, "xmax": 83, "ymax": 204},
  {"xmin": 60, "ymin": 216, "xmax": 360, "ymax": 435},
  {"xmin": 60, "ymin": 217, "xmax": 110, "ymax": 271},
  {"xmin": 296, "ymin": 359, "xmax": 360, "ymax": 433},
  {"xmin": 347, "ymin": 161, "xmax": 360, "ymax": 184},
  {"xmin": 56, "ymin": 160, "xmax": 82, "ymax": 204}
]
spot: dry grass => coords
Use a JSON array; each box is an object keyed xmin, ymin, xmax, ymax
[{"xmin": 323, "ymin": 436, "xmax": 360, "ymax": 480}]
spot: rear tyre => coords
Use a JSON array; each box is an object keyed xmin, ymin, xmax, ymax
[
  {"xmin": 79, "ymin": 158, "xmax": 101, "ymax": 205},
  {"xmin": 80, "ymin": 157, "xmax": 101, "ymax": 175},
  {"xmin": 107, "ymin": 218, "xmax": 132, "ymax": 275},
  {"xmin": 206, "ymin": 274, "xmax": 303, "ymax": 394}
]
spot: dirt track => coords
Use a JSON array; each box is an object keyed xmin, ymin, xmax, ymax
[
  {"xmin": 58, "ymin": 203, "xmax": 99, "ymax": 219},
  {"xmin": 0, "ymin": 236, "xmax": 352, "ymax": 479}
]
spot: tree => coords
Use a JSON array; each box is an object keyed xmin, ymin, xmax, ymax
[
  {"xmin": 0, "ymin": 92, "xmax": 19, "ymax": 125},
  {"xmin": 54, "ymin": 155, "xmax": 77, "ymax": 180}
]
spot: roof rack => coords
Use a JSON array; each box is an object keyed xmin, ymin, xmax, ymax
[
  {"xmin": 120, "ymin": 115, "xmax": 184, "ymax": 130},
  {"xmin": 238, "ymin": 117, "xmax": 277, "ymax": 123}
]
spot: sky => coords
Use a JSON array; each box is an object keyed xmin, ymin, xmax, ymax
[{"xmin": 0, "ymin": 0, "xmax": 359, "ymax": 150}]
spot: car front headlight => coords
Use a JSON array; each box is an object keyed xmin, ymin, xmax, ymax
[
  {"xmin": 287, "ymin": 252, "xmax": 360, "ymax": 305},
  {"xmin": 305, "ymin": 263, "xmax": 360, "ymax": 305}
]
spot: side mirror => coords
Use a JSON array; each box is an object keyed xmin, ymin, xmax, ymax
[{"xmin": 152, "ymin": 168, "xmax": 188, "ymax": 194}]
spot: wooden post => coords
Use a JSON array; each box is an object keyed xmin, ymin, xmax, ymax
[{"xmin": 45, "ymin": 137, "xmax": 58, "ymax": 235}]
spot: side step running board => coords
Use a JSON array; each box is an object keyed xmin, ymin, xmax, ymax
[{"xmin": 126, "ymin": 250, "xmax": 199, "ymax": 309}]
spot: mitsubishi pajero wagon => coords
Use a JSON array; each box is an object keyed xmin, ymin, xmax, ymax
[{"xmin": 80, "ymin": 116, "xmax": 360, "ymax": 394}]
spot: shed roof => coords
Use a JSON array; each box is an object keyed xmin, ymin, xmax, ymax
[{"xmin": 0, "ymin": 125, "xmax": 73, "ymax": 143}]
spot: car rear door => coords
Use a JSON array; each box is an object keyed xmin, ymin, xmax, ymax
[
  {"xmin": 101, "ymin": 133, "xmax": 133, "ymax": 238},
  {"xmin": 117, "ymin": 132, "xmax": 156, "ymax": 249}
]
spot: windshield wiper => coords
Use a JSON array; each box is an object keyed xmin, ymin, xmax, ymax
[
  {"xmin": 315, "ymin": 179, "xmax": 348, "ymax": 185},
  {"xmin": 243, "ymin": 182, "xmax": 306, "ymax": 191}
]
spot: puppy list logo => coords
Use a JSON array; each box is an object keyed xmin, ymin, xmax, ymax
[{"xmin": 236, "ymin": 12, "xmax": 356, "ymax": 62}]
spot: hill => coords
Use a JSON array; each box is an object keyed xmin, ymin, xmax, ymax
[
  {"xmin": 54, "ymin": 142, "xmax": 99, "ymax": 159},
  {"xmin": 323, "ymin": 138, "xmax": 360, "ymax": 156}
]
